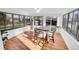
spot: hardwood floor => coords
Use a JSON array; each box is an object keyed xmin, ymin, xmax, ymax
[
  {"xmin": 42, "ymin": 33, "xmax": 68, "ymax": 50},
  {"xmin": 4, "ymin": 37, "xmax": 30, "ymax": 50},
  {"xmin": 4, "ymin": 31, "xmax": 68, "ymax": 50}
]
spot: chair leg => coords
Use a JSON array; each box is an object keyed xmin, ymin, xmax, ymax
[
  {"xmin": 52, "ymin": 38, "xmax": 54, "ymax": 43},
  {"xmin": 52, "ymin": 32, "xmax": 55, "ymax": 43},
  {"xmin": 38, "ymin": 39, "xmax": 44, "ymax": 48}
]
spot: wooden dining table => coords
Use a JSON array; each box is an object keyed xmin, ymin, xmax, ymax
[
  {"xmin": 34, "ymin": 27, "xmax": 55, "ymax": 43},
  {"xmin": 34, "ymin": 27, "xmax": 49, "ymax": 42}
]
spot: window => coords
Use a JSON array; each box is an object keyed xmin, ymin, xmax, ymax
[
  {"xmin": 62, "ymin": 14, "xmax": 68, "ymax": 30},
  {"xmin": 51, "ymin": 18, "xmax": 57, "ymax": 26},
  {"xmin": 77, "ymin": 25, "xmax": 79, "ymax": 41},
  {"xmin": 25, "ymin": 16, "xmax": 31, "ymax": 25},
  {"xmin": 46, "ymin": 17, "xmax": 57, "ymax": 26},
  {"xmin": 62, "ymin": 9, "xmax": 79, "ymax": 41},
  {"xmin": 72, "ymin": 10, "xmax": 79, "ymax": 37},
  {"xmin": 62, "ymin": 15, "xmax": 65, "ymax": 28},
  {"xmin": 34, "ymin": 16, "xmax": 43, "ymax": 26},
  {"xmin": 5, "ymin": 14, "xmax": 13, "ymax": 29},
  {"xmin": 30, "ymin": 16, "xmax": 33, "ymax": 26},
  {"xmin": 46, "ymin": 17, "xmax": 51, "ymax": 26},
  {"xmin": 67, "ymin": 13, "xmax": 73, "ymax": 33},
  {"xmin": 65, "ymin": 14, "xmax": 69, "ymax": 30},
  {"xmin": 19, "ymin": 15, "xmax": 24, "ymax": 27},
  {"xmin": 0, "ymin": 13, "xmax": 5, "ymax": 30},
  {"xmin": 13, "ymin": 14, "xmax": 20, "ymax": 28}
]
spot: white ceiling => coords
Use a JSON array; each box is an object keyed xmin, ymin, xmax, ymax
[{"xmin": 0, "ymin": 8, "xmax": 76, "ymax": 16}]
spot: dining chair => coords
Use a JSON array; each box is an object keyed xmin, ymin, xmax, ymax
[
  {"xmin": 47, "ymin": 29, "xmax": 56, "ymax": 43},
  {"xmin": 37, "ymin": 31, "xmax": 48, "ymax": 48}
]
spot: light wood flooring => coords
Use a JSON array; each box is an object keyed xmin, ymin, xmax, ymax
[{"xmin": 4, "ymin": 31, "xmax": 68, "ymax": 50}]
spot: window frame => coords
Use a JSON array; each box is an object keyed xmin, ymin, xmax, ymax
[
  {"xmin": 62, "ymin": 8, "xmax": 79, "ymax": 41},
  {"xmin": 34, "ymin": 16, "xmax": 43, "ymax": 26},
  {"xmin": 5, "ymin": 13, "xmax": 13, "ymax": 30},
  {"xmin": 0, "ymin": 12, "xmax": 6, "ymax": 30}
]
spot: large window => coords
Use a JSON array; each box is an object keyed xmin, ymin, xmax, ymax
[
  {"xmin": 65, "ymin": 14, "xmax": 68, "ymax": 30},
  {"xmin": 19, "ymin": 15, "xmax": 24, "ymax": 27},
  {"xmin": 0, "ymin": 13, "xmax": 5, "ymax": 30},
  {"xmin": 13, "ymin": 14, "xmax": 20, "ymax": 28},
  {"xmin": 51, "ymin": 18, "xmax": 57, "ymax": 26},
  {"xmin": 72, "ymin": 10, "xmax": 79, "ymax": 37},
  {"xmin": 25, "ymin": 16, "xmax": 31, "ymax": 25},
  {"xmin": 46, "ymin": 17, "xmax": 51, "ymax": 26},
  {"xmin": 62, "ymin": 15, "xmax": 65, "ymax": 28},
  {"xmin": 34, "ymin": 16, "xmax": 43, "ymax": 26},
  {"xmin": 62, "ymin": 9, "xmax": 79, "ymax": 41},
  {"xmin": 62, "ymin": 14, "xmax": 69, "ymax": 30},
  {"xmin": 46, "ymin": 17, "xmax": 57, "ymax": 26},
  {"xmin": 67, "ymin": 13, "xmax": 73, "ymax": 33},
  {"xmin": 0, "ymin": 12, "xmax": 33, "ymax": 30},
  {"xmin": 5, "ymin": 14, "xmax": 13, "ymax": 29},
  {"xmin": 77, "ymin": 25, "xmax": 79, "ymax": 41}
]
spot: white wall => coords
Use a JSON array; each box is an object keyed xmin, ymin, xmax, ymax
[
  {"xmin": 58, "ymin": 16, "xmax": 79, "ymax": 50},
  {"xmin": 7, "ymin": 26, "xmax": 31, "ymax": 39},
  {"xmin": 60, "ymin": 28, "xmax": 79, "ymax": 50},
  {"xmin": 57, "ymin": 16, "xmax": 63, "ymax": 27},
  {"xmin": 0, "ymin": 26, "xmax": 31, "ymax": 50},
  {"xmin": 0, "ymin": 32, "xmax": 4, "ymax": 50},
  {"xmin": 43, "ymin": 16, "xmax": 46, "ymax": 26}
]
